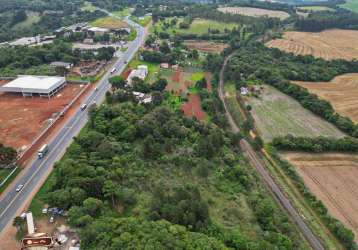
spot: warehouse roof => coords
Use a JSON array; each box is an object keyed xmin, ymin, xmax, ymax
[{"xmin": 0, "ymin": 75, "xmax": 66, "ymax": 94}]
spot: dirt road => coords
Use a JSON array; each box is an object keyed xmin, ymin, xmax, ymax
[{"xmin": 219, "ymin": 53, "xmax": 324, "ymax": 250}]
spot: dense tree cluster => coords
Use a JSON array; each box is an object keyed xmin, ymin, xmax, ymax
[
  {"xmin": 0, "ymin": 41, "xmax": 114, "ymax": 76},
  {"xmin": 272, "ymin": 135, "xmax": 358, "ymax": 153},
  {"xmin": 225, "ymin": 43, "xmax": 358, "ymax": 137},
  {"xmin": 295, "ymin": 10, "xmax": 358, "ymax": 32}
]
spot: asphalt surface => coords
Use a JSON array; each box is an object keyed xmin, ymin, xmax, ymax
[
  {"xmin": 0, "ymin": 16, "xmax": 145, "ymax": 233},
  {"xmin": 219, "ymin": 54, "xmax": 325, "ymax": 250}
]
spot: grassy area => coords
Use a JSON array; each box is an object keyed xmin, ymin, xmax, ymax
[
  {"xmin": 151, "ymin": 17, "xmax": 238, "ymax": 35},
  {"xmin": 130, "ymin": 16, "xmax": 152, "ymax": 27},
  {"xmin": 91, "ymin": 16, "xmax": 128, "ymax": 29},
  {"xmin": 13, "ymin": 12, "xmax": 40, "ymax": 30},
  {"xmin": 128, "ymin": 57, "xmax": 160, "ymax": 83},
  {"xmin": 298, "ymin": 6, "xmax": 335, "ymax": 11},
  {"xmin": 191, "ymin": 72, "xmax": 205, "ymax": 82},
  {"xmin": 163, "ymin": 94, "xmax": 183, "ymax": 111},
  {"xmin": 127, "ymin": 28, "xmax": 137, "ymax": 41},
  {"xmin": 112, "ymin": 7, "xmax": 134, "ymax": 18},
  {"xmin": 340, "ymin": 0, "xmax": 358, "ymax": 13},
  {"xmin": 0, "ymin": 167, "xmax": 21, "ymax": 194},
  {"xmin": 246, "ymin": 85, "xmax": 345, "ymax": 142},
  {"xmin": 224, "ymin": 83, "xmax": 246, "ymax": 127},
  {"xmin": 81, "ymin": 1, "xmax": 97, "ymax": 12}
]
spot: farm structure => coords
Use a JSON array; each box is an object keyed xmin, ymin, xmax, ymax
[
  {"xmin": 245, "ymin": 85, "xmax": 345, "ymax": 141},
  {"xmin": 217, "ymin": 7, "xmax": 290, "ymax": 20},
  {"xmin": 0, "ymin": 76, "xmax": 66, "ymax": 98},
  {"xmin": 293, "ymin": 74, "xmax": 358, "ymax": 122},
  {"xmin": 282, "ymin": 152, "xmax": 358, "ymax": 243},
  {"xmin": 266, "ymin": 29, "xmax": 358, "ymax": 61}
]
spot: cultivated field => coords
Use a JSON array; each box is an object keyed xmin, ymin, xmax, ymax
[
  {"xmin": 266, "ymin": 29, "xmax": 358, "ymax": 61},
  {"xmin": 0, "ymin": 84, "xmax": 83, "ymax": 150},
  {"xmin": 246, "ymin": 85, "xmax": 345, "ymax": 141},
  {"xmin": 282, "ymin": 152, "xmax": 358, "ymax": 242},
  {"xmin": 184, "ymin": 40, "xmax": 228, "ymax": 53},
  {"xmin": 217, "ymin": 7, "xmax": 290, "ymax": 20},
  {"xmin": 298, "ymin": 6, "xmax": 335, "ymax": 12},
  {"xmin": 181, "ymin": 94, "xmax": 206, "ymax": 121},
  {"xmin": 294, "ymin": 73, "xmax": 358, "ymax": 122},
  {"xmin": 91, "ymin": 16, "xmax": 129, "ymax": 29}
]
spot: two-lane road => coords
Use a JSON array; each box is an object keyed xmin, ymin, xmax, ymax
[{"xmin": 0, "ymin": 16, "xmax": 145, "ymax": 233}]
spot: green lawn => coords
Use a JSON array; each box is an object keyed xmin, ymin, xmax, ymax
[
  {"xmin": 91, "ymin": 16, "xmax": 128, "ymax": 29},
  {"xmin": 298, "ymin": 6, "xmax": 335, "ymax": 11},
  {"xmin": 340, "ymin": 0, "xmax": 358, "ymax": 13},
  {"xmin": 128, "ymin": 58, "xmax": 160, "ymax": 83},
  {"xmin": 151, "ymin": 18, "xmax": 238, "ymax": 35},
  {"xmin": 112, "ymin": 8, "xmax": 134, "ymax": 18},
  {"xmin": 130, "ymin": 16, "xmax": 152, "ymax": 27},
  {"xmin": 247, "ymin": 85, "xmax": 346, "ymax": 142}
]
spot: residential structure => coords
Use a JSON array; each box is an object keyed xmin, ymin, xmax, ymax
[{"xmin": 127, "ymin": 65, "xmax": 148, "ymax": 85}]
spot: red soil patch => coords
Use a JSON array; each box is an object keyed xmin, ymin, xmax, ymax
[
  {"xmin": 181, "ymin": 94, "xmax": 206, "ymax": 121},
  {"xmin": 121, "ymin": 69, "xmax": 132, "ymax": 80},
  {"xmin": 172, "ymin": 69, "xmax": 181, "ymax": 82},
  {"xmin": 0, "ymin": 84, "xmax": 83, "ymax": 151}
]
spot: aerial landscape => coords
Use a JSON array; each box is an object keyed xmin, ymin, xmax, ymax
[{"xmin": 0, "ymin": 0, "xmax": 357, "ymax": 250}]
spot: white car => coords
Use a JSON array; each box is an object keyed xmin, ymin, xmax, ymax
[
  {"xmin": 16, "ymin": 184, "xmax": 24, "ymax": 192},
  {"xmin": 80, "ymin": 104, "xmax": 87, "ymax": 110}
]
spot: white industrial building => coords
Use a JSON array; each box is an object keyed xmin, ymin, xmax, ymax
[
  {"xmin": 0, "ymin": 75, "xmax": 66, "ymax": 98},
  {"xmin": 127, "ymin": 65, "xmax": 148, "ymax": 85}
]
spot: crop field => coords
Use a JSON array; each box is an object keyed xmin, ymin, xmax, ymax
[
  {"xmin": 0, "ymin": 84, "xmax": 83, "ymax": 150},
  {"xmin": 282, "ymin": 152, "xmax": 358, "ymax": 242},
  {"xmin": 181, "ymin": 94, "xmax": 206, "ymax": 121},
  {"xmin": 340, "ymin": 0, "xmax": 358, "ymax": 13},
  {"xmin": 12, "ymin": 11, "xmax": 40, "ymax": 30},
  {"xmin": 91, "ymin": 16, "xmax": 129, "ymax": 29},
  {"xmin": 184, "ymin": 40, "xmax": 228, "ymax": 53},
  {"xmin": 293, "ymin": 73, "xmax": 358, "ymax": 123},
  {"xmin": 217, "ymin": 7, "xmax": 290, "ymax": 20},
  {"xmin": 245, "ymin": 85, "xmax": 345, "ymax": 141},
  {"xmin": 266, "ymin": 29, "xmax": 358, "ymax": 61},
  {"xmin": 298, "ymin": 6, "xmax": 335, "ymax": 11},
  {"xmin": 152, "ymin": 18, "xmax": 238, "ymax": 35}
]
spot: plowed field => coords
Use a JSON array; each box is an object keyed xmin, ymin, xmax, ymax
[
  {"xmin": 282, "ymin": 152, "xmax": 358, "ymax": 242},
  {"xmin": 266, "ymin": 29, "xmax": 358, "ymax": 61},
  {"xmin": 294, "ymin": 73, "xmax": 358, "ymax": 122},
  {"xmin": 218, "ymin": 7, "xmax": 290, "ymax": 20}
]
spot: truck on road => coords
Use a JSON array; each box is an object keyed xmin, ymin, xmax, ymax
[{"xmin": 38, "ymin": 144, "xmax": 49, "ymax": 159}]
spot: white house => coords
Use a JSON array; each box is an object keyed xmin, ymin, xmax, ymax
[{"xmin": 127, "ymin": 65, "xmax": 148, "ymax": 85}]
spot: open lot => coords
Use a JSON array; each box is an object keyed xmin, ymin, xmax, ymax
[
  {"xmin": 217, "ymin": 7, "xmax": 290, "ymax": 20},
  {"xmin": 184, "ymin": 40, "xmax": 228, "ymax": 53},
  {"xmin": 181, "ymin": 94, "xmax": 206, "ymax": 121},
  {"xmin": 282, "ymin": 152, "xmax": 358, "ymax": 242},
  {"xmin": 294, "ymin": 73, "xmax": 358, "ymax": 123},
  {"xmin": 91, "ymin": 16, "xmax": 129, "ymax": 29},
  {"xmin": 266, "ymin": 29, "xmax": 358, "ymax": 61},
  {"xmin": 298, "ymin": 6, "xmax": 335, "ymax": 12},
  {"xmin": 152, "ymin": 18, "xmax": 238, "ymax": 35},
  {"xmin": 245, "ymin": 85, "xmax": 345, "ymax": 141},
  {"xmin": 0, "ymin": 84, "xmax": 84, "ymax": 150}
]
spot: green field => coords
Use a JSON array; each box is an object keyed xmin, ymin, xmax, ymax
[
  {"xmin": 13, "ymin": 12, "xmax": 40, "ymax": 30},
  {"xmin": 247, "ymin": 85, "xmax": 345, "ymax": 142},
  {"xmin": 130, "ymin": 16, "xmax": 151, "ymax": 27},
  {"xmin": 112, "ymin": 8, "xmax": 134, "ymax": 18},
  {"xmin": 152, "ymin": 18, "xmax": 238, "ymax": 35},
  {"xmin": 298, "ymin": 6, "xmax": 335, "ymax": 11},
  {"xmin": 91, "ymin": 16, "xmax": 128, "ymax": 29},
  {"xmin": 128, "ymin": 58, "xmax": 160, "ymax": 83},
  {"xmin": 81, "ymin": 1, "xmax": 96, "ymax": 12},
  {"xmin": 340, "ymin": 0, "xmax": 358, "ymax": 13}
]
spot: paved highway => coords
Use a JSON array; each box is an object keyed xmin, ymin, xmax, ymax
[
  {"xmin": 219, "ymin": 55, "xmax": 325, "ymax": 250},
  {"xmin": 0, "ymin": 16, "xmax": 145, "ymax": 233}
]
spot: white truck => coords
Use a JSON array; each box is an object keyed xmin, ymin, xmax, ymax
[{"xmin": 38, "ymin": 144, "xmax": 49, "ymax": 159}]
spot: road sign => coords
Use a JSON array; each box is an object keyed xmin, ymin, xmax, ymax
[{"xmin": 21, "ymin": 237, "xmax": 53, "ymax": 249}]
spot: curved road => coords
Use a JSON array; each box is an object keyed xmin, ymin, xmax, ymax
[
  {"xmin": 219, "ymin": 54, "xmax": 325, "ymax": 250},
  {"xmin": 0, "ymin": 16, "xmax": 145, "ymax": 234}
]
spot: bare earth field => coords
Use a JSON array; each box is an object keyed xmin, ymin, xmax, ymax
[
  {"xmin": 184, "ymin": 40, "xmax": 228, "ymax": 53},
  {"xmin": 0, "ymin": 84, "xmax": 83, "ymax": 150},
  {"xmin": 217, "ymin": 7, "xmax": 290, "ymax": 20},
  {"xmin": 294, "ymin": 73, "xmax": 358, "ymax": 123},
  {"xmin": 282, "ymin": 152, "xmax": 358, "ymax": 242},
  {"xmin": 246, "ymin": 85, "xmax": 345, "ymax": 141},
  {"xmin": 266, "ymin": 29, "xmax": 358, "ymax": 61}
]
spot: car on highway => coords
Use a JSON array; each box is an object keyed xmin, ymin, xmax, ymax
[
  {"xmin": 110, "ymin": 67, "xmax": 117, "ymax": 74},
  {"xmin": 16, "ymin": 184, "xmax": 24, "ymax": 192},
  {"xmin": 80, "ymin": 104, "xmax": 87, "ymax": 110},
  {"xmin": 95, "ymin": 87, "xmax": 98, "ymax": 91}
]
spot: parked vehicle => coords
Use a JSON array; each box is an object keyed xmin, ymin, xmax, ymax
[
  {"xmin": 38, "ymin": 144, "xmax": 49, "ymax": 159},
  {"xmin": 49, "ymin": 216, "xmax": 54, "ymax": 223},
  {"xmin": 80, "ymin": 104, "xmax": 87, "ymax": 110},
  {"xmin": 16, "ymin": 184, "xmax": 24, "ymax": 192},
  {"xmin": 95, "ymin": 87, "xmax": 98, "ymax": 91}
]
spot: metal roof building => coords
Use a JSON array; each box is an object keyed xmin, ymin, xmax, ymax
[{"xmin": 0, "ymin": 75, "xmax": 66, "ymax": 98}]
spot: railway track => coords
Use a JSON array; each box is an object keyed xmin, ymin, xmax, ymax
[{"xmin": 218, "ymin": 53, "xmax": 325, "ymax": 250}]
